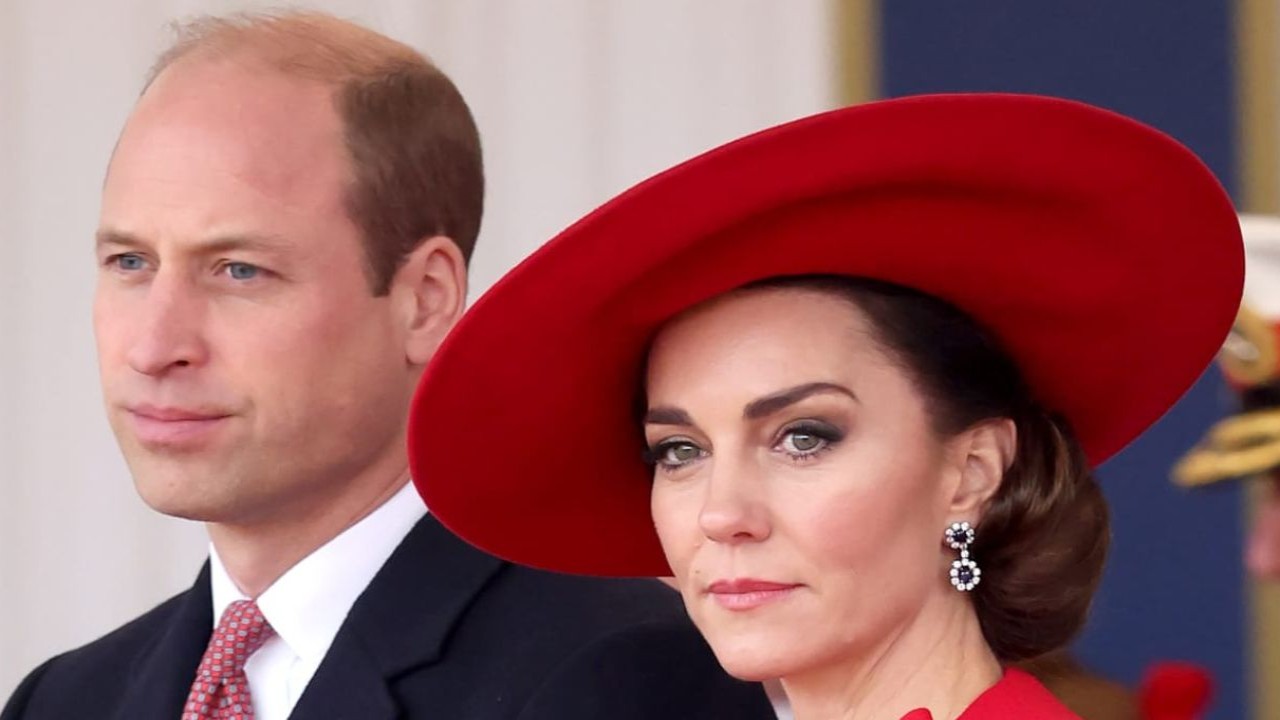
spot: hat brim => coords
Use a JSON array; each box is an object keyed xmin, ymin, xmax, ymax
[{"xmin": 409, "ymin": 93, "xmax": 1243, "ymax": 577}]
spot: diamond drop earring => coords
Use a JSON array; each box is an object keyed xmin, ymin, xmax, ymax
[{"xmin": 944, "ymin": 521, "xmax": 981, "ymax": 592}]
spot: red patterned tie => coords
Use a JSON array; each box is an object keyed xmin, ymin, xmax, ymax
[{"xmin": 182, "ymin": 599, "xmax": 276, "ymax": 719}]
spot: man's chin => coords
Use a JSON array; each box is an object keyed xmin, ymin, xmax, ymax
[
  {"xmin": 128, "ymin": 460, "xmax": 238, "ymax": 523},
  {"xmin": 135, "ymin": 489, "xmax": 231, "ymax": 523}
]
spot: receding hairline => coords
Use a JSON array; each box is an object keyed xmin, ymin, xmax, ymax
[
  {"xmin": 144, "ymin": 10, "xmax": 438, "ymax": 93},
  {"xmin": 128, "ymin": 9, "xmax": 486, "ymax": 290}
]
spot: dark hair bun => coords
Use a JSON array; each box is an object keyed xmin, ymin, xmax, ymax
[{"xmin": 972, "ymin": 411, "xmax": 1109, "ymax": 661}]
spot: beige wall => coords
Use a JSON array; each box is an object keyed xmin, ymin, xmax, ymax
[{"xmin": 0, "ymin": 0, "xmax": 837, "ymax": 699}]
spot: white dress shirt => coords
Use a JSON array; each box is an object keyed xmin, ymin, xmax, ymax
[{"xmin": 208, "ymin": 481, "xmax": 427, "ymax": 720}]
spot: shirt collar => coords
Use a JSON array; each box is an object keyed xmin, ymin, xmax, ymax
[{"xmin": 209, "ymin": 480, "xmax": 427, "ymax": 663}]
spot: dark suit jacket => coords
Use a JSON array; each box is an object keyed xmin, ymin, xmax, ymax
[{"xmin": 2, "ymin": 516, "xmax": 774, "ymax": 719}]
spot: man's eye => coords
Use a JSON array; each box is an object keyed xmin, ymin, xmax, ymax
[
  {"xmin": 224, "ymin": 262, "xmax": 261, "ymax": 280},
  {"xmin": 110, "ymin": 253, "xmax": 146, "ymax": 271}
]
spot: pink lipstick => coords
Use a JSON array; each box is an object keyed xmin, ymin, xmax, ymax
[{"xmin": 706, "ymin": 579, "xmax": 801, "ymax": 611}]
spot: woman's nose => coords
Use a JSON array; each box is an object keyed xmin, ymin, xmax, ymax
[{"xmin": 697, "ymin": 459, "xmax": 771, "ymax": 545}]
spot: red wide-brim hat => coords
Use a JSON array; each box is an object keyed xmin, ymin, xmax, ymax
[{"xmin": 408, "ymin": 93, "xmax": 1243, "ymax": 577}]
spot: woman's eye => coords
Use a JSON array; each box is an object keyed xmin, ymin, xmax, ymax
[
  {"xmin": 647, "ymin": 440, "xmax": 706, "ymax": 469},
  {"xmin": 776, "ymin": 422, "xmax": 843, "ymax": 459},
  {"xmin": 782, "ymin": 431, "xmax": 824, "ymax": 454},
  {"xmin": 665, "ymin": 443, "xmax": 702, "ymax": 463}
]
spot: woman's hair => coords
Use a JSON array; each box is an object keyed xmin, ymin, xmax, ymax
[{"xmin": 751, "ymin": 275, "xmax": 1109, "ymax": 662}]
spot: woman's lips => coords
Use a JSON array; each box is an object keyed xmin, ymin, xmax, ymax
[{"xmin": 706, "ymin": 579, "xmax": 802, "ymax": 611}]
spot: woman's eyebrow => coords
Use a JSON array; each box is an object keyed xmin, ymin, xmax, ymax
[
  {"xmin": 743, "ymin": 382, "xmax": 857, "ymax": 420},
  {"xmin": 643, "ymin": 407, "xmax": 694, "ymax": 426}
]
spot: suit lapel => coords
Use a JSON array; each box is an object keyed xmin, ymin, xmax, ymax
[
  {"xmin": 112, "ymin": 563, "xmax": 213, "ymax": 720},
  {"xmin": 288, "ymin": 515, "xmax": 506, "ymax": 719}
]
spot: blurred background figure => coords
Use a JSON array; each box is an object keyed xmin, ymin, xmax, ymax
[
  {"xmin": 1020, "ymin": 654, "xmax": 1213, "ymax": 720},
  {"xmin": 1177, "ymin": 217, "xmax": 1280, "ymax": 579},
  {"xmin": 1021, "ymin": 653, "xmax": 1137, "ymax": 720}
]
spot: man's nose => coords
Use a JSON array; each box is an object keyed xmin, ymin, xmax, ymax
[{"xmin": 124, "ymin": 271, "xmax": 209, "ymax": 377}]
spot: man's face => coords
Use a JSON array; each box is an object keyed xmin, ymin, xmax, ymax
[{"xmin": 95, "ymin": 58, "xmax": 416, "ymax": 527}]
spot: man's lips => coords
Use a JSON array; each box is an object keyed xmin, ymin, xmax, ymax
[
  {"xmin": 128, "ymin": 405, "xmax": 230, "ymax": 422},
  {"xmin": 706, "ymin": 579, "xmax": 802, "ymax": 611},
  {"xmin": 124, "ymin": 405, "xmax": 233, "ymax": 448}
]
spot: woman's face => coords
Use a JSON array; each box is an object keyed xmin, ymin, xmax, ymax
[{"xmin": 645, "ymin": 287, "xmax": 969, "ymax": 681}]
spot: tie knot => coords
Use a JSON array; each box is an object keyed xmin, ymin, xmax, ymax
[
  {"xmin": 183, "ymin": 600, "xmax": 275, "ymax": 719},
  {"xmin": 203, "ymin": 600, "xmax": 275, "ymax": 680}
]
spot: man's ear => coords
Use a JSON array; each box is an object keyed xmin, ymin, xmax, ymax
[
  {"xmin": 389, "ymin": 235, "xmax": 467, "ymax": 366},
  {"xmin": 947, "ymin": 418, "xmax": 1017, "ymax": 519}
]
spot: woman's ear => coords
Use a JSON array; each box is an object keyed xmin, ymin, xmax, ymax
[
  {"xmin": 948, "ymin": 418, "xmax": 1017, "ymax": 518},
  {"xmin": 389, "ymin": 235, "xmax": 468, "ymax": 366}
]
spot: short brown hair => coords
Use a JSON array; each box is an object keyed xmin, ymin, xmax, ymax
[
  {"xmin": 147, "ymin": 11, "xmax": 484, "ymax": 294},
  {"xmin": 755, "ymin": 275, "xmax": 1109, "ymax": 662}
]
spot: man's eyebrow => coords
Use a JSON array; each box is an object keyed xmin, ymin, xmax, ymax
[
  {"xmin": 95, "ymin": 229, "xmax": 290, "ymax": 254},
  {"xmin": 95, "ymin": 228, "xmax": 147, "ymax": 250}
]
